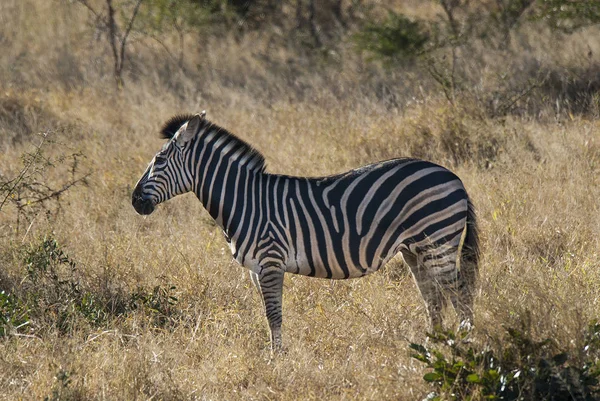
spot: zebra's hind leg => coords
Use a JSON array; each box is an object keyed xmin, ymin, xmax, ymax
[
  {"xmin": 257, "ymin": 266, "xmax": 285, "ymax": 353},
  {"xmin": 448, "ymin": 261, "xmax": 477, "ymax": 330},
  {"xmin": 422, "ymin": 243, "xmax": 475, "ymax": 330},
  {"xmin": 402, "ymin": 250, "xmax": 444, "ymax": 330}
]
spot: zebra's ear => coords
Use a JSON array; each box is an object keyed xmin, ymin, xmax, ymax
[{"xmin": 178, "ymin": 113, "xmax": 203, "ymax": 144}]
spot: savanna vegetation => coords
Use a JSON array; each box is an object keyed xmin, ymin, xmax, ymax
[{"xmin": 1, "ymin": 0, "xmax": 600, "ymax": 399}]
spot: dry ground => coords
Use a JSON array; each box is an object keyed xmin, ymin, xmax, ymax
[{"xmin": 1, "ymin": 1, "xmax": 600, "ymax": 400}]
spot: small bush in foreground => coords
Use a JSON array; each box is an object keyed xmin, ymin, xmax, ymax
[
  {"xmin": 411, "ymin": 320, "xmax": 600, "ymax": 400},
  {"xmin": 0, "ymin": 235, "xmax": 182, "ymax": 337},
  {"xmin": 22, "ymin": 236, "xmax": 103, "ymax": 333}
]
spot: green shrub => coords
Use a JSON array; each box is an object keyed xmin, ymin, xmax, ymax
[
  {"xmin": 129, "ymin": 284, "xmax": 179, "ymax": 328},
  {"xmin": 43, "ymin": 369, "xmax": 85, "ymax": 401},
  {"xmin": 20, "ymin": 236, "xmax": 181, "ymax": 333},
  {"xmin": 24, "ymin": 237, "xmax": 77, "ymax": 286},
  {"xmin": 22, "ymin": 237, "xmax": 91, "ymax": 333},
  {"xmin": 0, "ymin": 235, "xmax": 183, "ymax": 336},
  {"xmin": 411, "ymin": 320, "xmax": 600, "ymax": 400},
  {"xmin": 353, "ymin": 11, "xmax": 430, "ymax": 64},
  {"xmin": 535, "ymin": 0, "xmax": 600, "ymax": 32}
]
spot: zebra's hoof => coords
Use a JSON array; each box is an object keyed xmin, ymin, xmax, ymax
[{"xmin": 458, "ymin": 319, "xmax": 474, "ymax": 333}]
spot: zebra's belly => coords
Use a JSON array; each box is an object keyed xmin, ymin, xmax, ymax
[
  {"xmin": 282, "ymin": 247, "xmax": 392, "ymax": 279},
  {"xmin": 236, "ymin": 219, "xmax": 406, "ymax": 279}
]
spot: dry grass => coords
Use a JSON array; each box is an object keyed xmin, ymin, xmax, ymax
[{"xmin": 1, "ymin": 0, "xmax": 600, "ymax": 400}]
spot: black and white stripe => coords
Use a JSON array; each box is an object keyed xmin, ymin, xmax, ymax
[{"xmin": 132, "ymin": 113, "xmax": 479, "ymax": 351}]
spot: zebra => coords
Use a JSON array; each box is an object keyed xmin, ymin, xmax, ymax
[{"xmin": 132, "ymin": 112, "xmax": 479, "ymax": 351}]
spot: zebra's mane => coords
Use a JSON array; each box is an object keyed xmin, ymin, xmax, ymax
[
  {"xmin": 160, "ymin": 114, "xmax": 197, "ymax": 139},
  {"xmin": 159, "ymin": 114, "xmax": 266, "ymax": 173}
]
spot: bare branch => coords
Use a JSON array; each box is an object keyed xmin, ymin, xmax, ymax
[
  {"xmin": 16, "ymin": 173, "xmax": 91, "ymax": 210},
  {"xmin": 439, "ymin": 0, "xmax": 460, "ymax": 37},
  {"xmin": 308, "ymin": 0, "xmax": 322, "ymax": 47},
  {"xmin": 118, "ymin": 0, "xmax": 144, "ymax": 78},
  {"xmin": 106, "ymin": 0, "xmax": 121, "ymax": 87}
]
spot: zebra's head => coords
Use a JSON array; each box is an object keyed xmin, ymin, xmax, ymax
[{"xmin": 132, "ymin": 112, "xmax": 205, "ymax": 215}]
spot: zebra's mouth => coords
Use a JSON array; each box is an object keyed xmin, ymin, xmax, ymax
[
  {"xmin": 132, "ymin": 189, "xmax": 155, "ymax": 215},
  {"xmin": 133, "ymin": 198, "xmax": 155, "ymax": 215}
]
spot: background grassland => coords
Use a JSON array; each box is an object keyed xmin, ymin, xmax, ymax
[{"xmin": 1, "ymin": 0, "xmax": 600, "ymax": 399}]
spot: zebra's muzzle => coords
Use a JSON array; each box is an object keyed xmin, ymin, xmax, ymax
[{"xmin": 132, "ymin": 188, "xmax": 155, "ymax": 215}]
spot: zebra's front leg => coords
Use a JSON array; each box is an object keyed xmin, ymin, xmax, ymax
[{"xmin": 257, "ymin": 266, "xmax": 285, "ymax": 353}]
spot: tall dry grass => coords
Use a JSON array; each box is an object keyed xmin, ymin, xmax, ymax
[{"xmin": 1, "ymin": 0, "xmax": 600, "ymax": 399}]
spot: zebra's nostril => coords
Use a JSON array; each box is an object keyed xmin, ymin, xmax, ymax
[
  {"xmin": 131, "ymin": 186, "xmax": 154, "ymax": 214},
  {"xmin": 132, "ymin": 186, "xmax": 144, "ymax": 202},
  {"xmin": 132, "ymin": 196, "xmax": 154, "ymax": 215}
]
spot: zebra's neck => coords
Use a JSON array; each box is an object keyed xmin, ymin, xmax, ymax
[{"xmin": 189, "ymin": 122, "xmax": 266, "ymax": 233}]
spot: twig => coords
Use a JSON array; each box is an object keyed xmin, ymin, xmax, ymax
[
  {"xmin": 13, "ymin": 333, "xmax": 43, "ymax": 341},
  {"xmin": 494, "ymin": 78, "xmax": 545, "ymax": 117},
  {"xmin": 0, "ymin": 134, "xmax": 47, "ymax": 213},
  {"xmin": 138, "ymin": 31, "xmax": 182, "ymax": 66},
  {"xmin": 426, "ymin": 57, "xmax": 455, "ymax": 104},
  {"xmin": 167, "ymin": 224, "xmax": 194, "ymax": 274},
  {"xmin": 21, "ymin": 211, "xmax": 40, "ymax": 243},
  {"xmin": 75, "ymin": 0, "xmax": 101, "ymax": 20},
  {"xmin": 450, "ymin": 46, "xmax": 457, "ymax": 105}
]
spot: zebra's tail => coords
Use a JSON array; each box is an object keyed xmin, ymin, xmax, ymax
[
  {"xmin": 451, "ymin": 196, "xmax": 480, "ymax": 327},
  {"xmin": 456, "ymin": 197, "xmax": 479, "ymax": 321},
  {"xmin": 462, "ymin": 197, "xmax": 479, "ymax": 276}
]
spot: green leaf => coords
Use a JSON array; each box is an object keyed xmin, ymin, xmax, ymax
[
  {"xmin": 423, "ymin": 372, "xmax": 443, "ymax": 382},
  {"xmin": 484, "ymin": 369, "xmax": 500, "ymax": 381},
  {"xmin": 412, "ymin": 353, "xmax": 431, "ymax": 363},
  {"xmin": 409, "ymin": 343, "xmax": 429, "ymax": 354},
  {"xmin": 432, "ymin": 350, "xmax": 446, "ymax": 360},
  {"xmin": 466, "ymin": 373, "xmax": 481, "ymax": 383}
]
